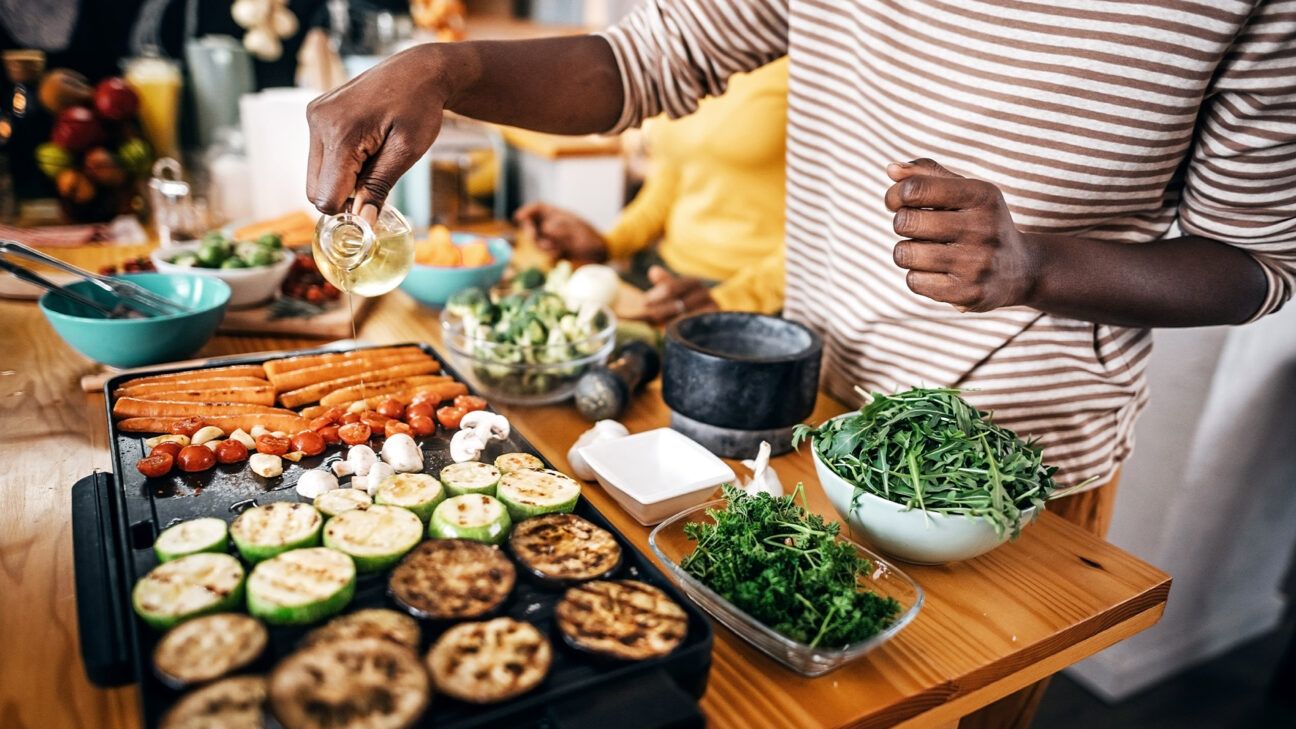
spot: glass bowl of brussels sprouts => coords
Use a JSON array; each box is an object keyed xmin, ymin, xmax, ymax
[
  {"xmin": 439, "ymin": 287, "xmax": 617, "ymax": 405},
  {"xmin": 151, "ymin": 231, "xmax": 294, "ymax": 307}
]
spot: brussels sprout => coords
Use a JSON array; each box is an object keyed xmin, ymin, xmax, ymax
[
  {"xmin": 256, "ymin": 233, "xmax": 283, "ymax": 250},
  {"xmin": 511, "ymin": 266, "xmax": 545, "ymax": 291},
  {"xmin": 197, "ymin": 241, "xmax": 230, "ymax": 267},
  {"xmin": 202, "ymin": 231, "xmax": 229, "ymax": 247},
  {"xmin": 220, "ymin": 257, "xmax": 248, "ymax": 269},
  {"xmin": 170, "ymin": 253, "xmax": 199, "ymax": 267}
]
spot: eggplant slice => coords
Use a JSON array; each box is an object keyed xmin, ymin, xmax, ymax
[
  {"xmin": 153, "ymin": 613, "xmax": 268, "ymax": 687},
  {"xmin": 388, "ymin": 539, "xmax": 515, "ymax": 620},
  {"xmin": 555, "ymin": 580, "xmax": 688, "ymax": 660},
  {"xmin": 509, "ymin": 514, "xmax": 622, "ymax": 583},
  {"xmin": 159, "ymin": 675, "xmax": 267, "ymax": 729},
  {"xmin": 269, "ymin": 638, "xmax": 429, "ymax": 729},
  {"xmin": 302, "ymin": 608, "xmax": 421, "ymax": 651},
  {"xmin": 426, "ymin": 618, "xmax": 551, "ymax": 704}
]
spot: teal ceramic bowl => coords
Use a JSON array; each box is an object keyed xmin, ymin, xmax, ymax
[
  {"xmin": 400, "ymin": 235, "xmax": 512, "ymax": 307},
  {"xmin": 38, "ymin": 273, "xmax": 230, "ymax": 368}
]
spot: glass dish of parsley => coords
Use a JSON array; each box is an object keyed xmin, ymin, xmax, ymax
[{"xmin": 648, "ymin": 484, "xmax": 923, "ymax": 676}]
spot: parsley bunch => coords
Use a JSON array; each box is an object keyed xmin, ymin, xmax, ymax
[
  {"xmin": 680, "ymin": 484, "xmax": 901, "ymax": 648},
  {"xmin": 792, "ymin": 387, "xmax": 1058, "ymax": 538}
]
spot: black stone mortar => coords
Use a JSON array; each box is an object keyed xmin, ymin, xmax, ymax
[{"xmin": 663, "ymin": 312, "xmax": 821, "ymax": 458}]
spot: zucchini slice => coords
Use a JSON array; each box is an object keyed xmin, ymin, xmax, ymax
[
  {"xmin": 321, "ymin": 505, "xmax": 423, "ymax": 573},
  {"xmin": 555, "ymin": 580, "xmax": 688, "ymax": 660},
  {"xmin": 269, "ymin": 638, "xmax": 428, "ymax": 729},
  {"xmin": 496, "ymin": 469, "xmax": 581, "ymax": 521},
  {"xmin": 153, "ymin": 613, "xmax": 267, "ymax": 687},
  {"xmin": 132, "ymin": 553, "xmax": 246, "ymax": 631},
  {"xmin": 302, "ymin": 608, "xmax": 420, "ymax": 651},
  {"xmin": 439, "ymin": 461, "xmax": 501, "ymax": 497},
  {"xmin": 428, "ymin": 494, "xmax": 512, "ymax": 545},
  {"xmin": 388, "ymin": 539, "xmax": 515, "ymax": 620},
  {"xmin": 154, "ymin": 517, "xmax": 229, "ymax": 563},
  {"xmin": 314, "ymin": 488, "xmax": 372, "ymax": 518},
  {"xmin": 373, "ymin": 473, "xmax": 445, "ymax": 522},
  {"xmin": 230, "ymin": 502, "xmax": 322, "ymax": 564},
  {"xmin": 246, "ymin": 548, "xmax": 355, "ymax": 626},
  {"xmin": 509, "ymin": 514, "xmax": 622, "ymax": 584},
  {"xmin": 493, "ymin": 452, "xmax": 543, "ymax": 474},
  {"xmin": 159, "ymin": 675, "xmax": 266, "ymax": 729},
  {"xmin": 426, "ymin": 618, "xmax": 551, "ymax": 704}
]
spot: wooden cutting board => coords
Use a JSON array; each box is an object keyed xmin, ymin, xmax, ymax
[{"xmin": 217, "ymin": 294, "xmax": 376, "ymax": 338}]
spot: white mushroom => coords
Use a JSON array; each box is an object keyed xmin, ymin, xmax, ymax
[
  {"xmin": 460, "ymin": 411, "xmax": 510, "ymax": 442},
  {"xmin": 380, "ymin": 434, "xmax": 423, "ymax": 473},
  {"xmin": 249, "ymin": 453, "xmax": 283, "ymax": 479},
  {"xmin": 449, "ymin": 428, "xmax": 488, "ymax": 463},
  {"xmin": 345, "ymin": 445, "xmax": 378, "ymax": 477},
  {"xmin": 295, "ymin": 470, "xmax": 339, "ymax": 499},
  {"xmin": 354, "ymin": 462, "xmax": 395, "ymax": 495}
]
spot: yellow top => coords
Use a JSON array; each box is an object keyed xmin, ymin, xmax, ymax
[{"xmin": 603, "ymin": 58, "xmax": 788, "ymax": 313}]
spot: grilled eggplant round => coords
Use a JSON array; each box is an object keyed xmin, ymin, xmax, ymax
[
  {"xmin": 153, "ymin": 613, "xmax": 267, "ymax": 687},
  {"xmin": 509, "ymin": 514, "xmax": 621, "ymax": 584},
  {"xmin": 426, "ymin": 618, "xmax": 551, "ymax": 704},
  {"xmin": 159, "ymin": 674, "xmax": 266, "ymax": 729},
  {"xmin": 388, "ymin": 539, "xmax": 515, "ymax": 620},
  {"xmin": 269, "ymin": 638, "xmax": 429, "ymax": 729},
  {"xmin": 555, "ymin": 580, "xmax": 688, "ymax": 660},
  {"xmin": 302, "ymin": 608, "xmax": 421, "ymax": 651},
  {"xmin": 230, "ymin": 502, "xmax": 322, "ymax": 564}
]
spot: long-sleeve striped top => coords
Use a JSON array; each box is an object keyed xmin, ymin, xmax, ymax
[{"xmin": 600, "ymin": 0, "xmax": 1296, "ymax": 490}]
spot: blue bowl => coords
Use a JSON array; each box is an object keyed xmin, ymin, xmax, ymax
[
  {"xmin": 38, "ymin": 272, "xmax": 230, "ymax": 368},
  {"xmin": 400, "ymin": 234, "xmax": 512, "ymax": 307}
]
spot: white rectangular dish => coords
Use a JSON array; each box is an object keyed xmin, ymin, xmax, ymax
[{"xmin": 579, "ymin": 427, "xmax": 736, "ymax": 525}]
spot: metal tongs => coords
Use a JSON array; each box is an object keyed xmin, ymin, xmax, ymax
[{"xmin": 0, "ymin": 240, "xmax": 189, "ymax": 318}]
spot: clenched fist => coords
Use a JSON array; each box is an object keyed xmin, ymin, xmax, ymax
[{"xmin": 885, "ymin": 158, "xmax": 1042, "ymax": 312}]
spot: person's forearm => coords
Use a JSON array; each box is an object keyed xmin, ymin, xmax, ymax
[
  {"xmin": 432, "ymin": 37, "xmax": 624, "ymax": 134},
  {"xmin": 1026, "ymin": 233, "xmax": 1269, "ymax": 327}
]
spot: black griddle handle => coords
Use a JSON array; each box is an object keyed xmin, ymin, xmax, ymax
[
  {"xmin": 546, "ymin": 667, "xmax": 704, "ymax": 729},
  {"xmin": 72, "ymin": 472, "xmax": 136, "ymax": 687}
]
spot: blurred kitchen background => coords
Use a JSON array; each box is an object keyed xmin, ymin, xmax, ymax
[{"xmin": 0, "ymin": 1, "xmax": 1293, "ymax": 726}]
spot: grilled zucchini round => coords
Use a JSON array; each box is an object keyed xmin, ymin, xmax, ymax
[
  {"xmin": 153, "ymin": 517, "xmax": 229, "ymax": 563},
  {"xmin": 439, "ymin": 461, "xmax": 501, "ymax": 497},
  {"xmin": 153, "ymin": 613, "xmax": 267, "ymax": 687},
  {"xmin": 374, "ymin": 473, "xmax": 445, "ymax": 522},
  {"xmin": 314, "ymin": 488, "xmax": 372, "ymax": 518},
  {"xmin": 159, "ymin": 675, "xmax": 266, "ymax": 729},
  {"xmin": 556, "ymin": 580, "xmax": 688, "ymax": 660},
  {"xmin": 269, "ymin": 638, "xmax": 428, "ymax": 729},
  {"xmin": 509, "ymin": 514, "xmax": 621, "ymax": 584},
  {"xmin": 496, "ymin": 469, "xmax": 581, "ymax": 521},
  {"xmin": 230, "ymin": 502, "xmax": 322, "ymax": 564},
  {"xmin": 388, "ymin": 539, "xmax": 515, "ymax": 620},
  {"xmin": 321, "ymin": 505, "xmax": 423, "ymax": 573},
  {"xmin": 428, "ymin": 493, "xmax": 512, "ymax": 545},
  {"xmin": 493, "ymin": 452, "xmax": 543, "ymax": 474},
  {"xmin": 426, "ymin": 618, "xmax": 551, "ymax": 704},
  {"xmin": 301, "ymin": 608, "xmax": 421, "ymax": 651},
  {"xmin": 132, "ymin": 552, "xmax": 246, "ymax": 631},
  {"xmin": 246, "ymin": 547, "xmax": 355, "ymax": 626}
]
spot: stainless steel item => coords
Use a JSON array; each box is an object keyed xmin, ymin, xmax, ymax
[
  {"xmin": 148, "ymin": 158, "xmax": 207, "ymax": 247},
  {"xmin": 0, "ymin": 257, "xmax": 137, "ymax": 319},
  {"xmin": 0, "ymin": 240, "xmax": 187, "ymax": 316}
]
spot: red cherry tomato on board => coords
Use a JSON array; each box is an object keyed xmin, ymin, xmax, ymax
[
  {"xmin": 150, "ymin": 441, "xmax": 182, "ymax": 459},
  {"xmin": 214, "ymin": 440, "xmax": 249, "ymax": 464},
  {"xmin": 377, "ymin": 398, "xmax": 405, "ymax": 420},
  {"xmin": 338, "ymin": 422, "xmax": 371, "ymax": 445},
  {"xmin": 340, "ymin": 412, "xmax": 362, "ymax": 425},
  {"xmin": 407, "ymin": 415, "xmax": 435, "ymax": 437},
  {"xmin": 405, "ymin": 402, "xmax": 434, "ymax": 421},
  {"xmin": 385, "ymin": 420, "xmax": 413, "ymax": 439},
  {"xmin": 291, "ymin": 430, "xmax": 326, "ymax": 456},
  {"xmin": 436, "ymin": 406, "xmax": 466, "ymax": 430},
  {"xmin": 255, "ymin": 434, "xmax": 291, "ymax": 456},
  {"xmin": 318, "ymin": 425, "xmax": 341, "ymax": 445},
  {"xmin": 453, "ymin": 395, "xmax": 487, "ymax": 413},
  {"xmin": 169, "ymin": 417, "xmax": 205, "ymax": 437},
  {"xmin": 176, "ymin": 445, "xmax": 216, "ymax": 472},
  {"xmin": 137, "ymin": 452, "xmax": 174, "ymax": 478}
]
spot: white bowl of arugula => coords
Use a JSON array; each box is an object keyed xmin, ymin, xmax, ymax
[
  {"xmin": 795, "ymin": 387, "xmax": 1056, "ymax": 565},
  {"xmin": 649, "ymin": 484, "xmax": 922, "ymax": 676}
]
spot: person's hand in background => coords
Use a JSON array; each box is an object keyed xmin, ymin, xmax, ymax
[
  {"xmin": 641, "ymin": 265, "xmax": 716, "ymax": 323},
  {"xmin": 513, "ymin": 203, "xmax": 610, "ymax": 263}
]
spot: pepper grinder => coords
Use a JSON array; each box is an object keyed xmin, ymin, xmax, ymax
[{"xmin": 574, "ymin": 341, "xmax": 661, "ymax": 422}]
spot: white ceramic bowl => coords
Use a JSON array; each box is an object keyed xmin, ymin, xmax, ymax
[
  {"xmin": 152, "ymin": 244, "xmax": 294, "ymax": 308},
  {"xmin": 813, "ymin": 447, "xmax": 1037, "ymax": 565},
  {"xmin": 579, "ymin": 427, "xmax": 735, "ymax": 525}
]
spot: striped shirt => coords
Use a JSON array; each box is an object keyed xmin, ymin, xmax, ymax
[{"xmin": 600, "ymin": 1, "xmax": 1296, "ymax": 490}]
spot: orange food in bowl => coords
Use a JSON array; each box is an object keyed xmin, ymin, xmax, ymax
[
  {"xmin": 459, "ymin": 240, "xmax": 493, "ymax": 267},
  {"xmin": 414, "ymin": 226, "xmax": 495, "ymax": 268}
]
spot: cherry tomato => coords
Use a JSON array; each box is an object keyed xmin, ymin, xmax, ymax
[
  {"xmin": 405, "ymin": 402, "xmax": 434, "ymax": 421},
  {"xmin": 319, "ymin": 425, "xmax": 341, "ymax": 445},
  {"xmin": 385, "ymin": 420, "xmax": 413, "ymax": 438},
  {"xmin": 436, "ymin": 406, "xmax": 466, "ymax": 430},
  {"xmin": 292, "ymin": 430, "xmax": 326, "ymax": 456},
  {"xmin": 361, "ymin": 411, "xmax": 390, "ymax": 432},
  {"xmin": 150, "ymin": 441, "xmax": 182, "ymax": 459},
  {"xmin": 177, "ymin": 445, "xmax": 216, "ymax": 472},
  {"xmin": 377, "ymin": 398, "xmax": 405, "ymax": 420},
  {"xmin": 214, "ymin": 439, "xmax": 249, "ymax": 464},
  {"xmin": 169, "ymin": 417, "xmax": 205, "ymax": 437},
  {"xmin": 454, "ymin": 395, "xmax": 487, "ymax": 413},
  {"xmin": 321, "ymin": 407, "xmax": 345, "ymax": 423},
  {"xmin": 137, "ymin": 452, "xmax": 174, "ymax": 478},
  {"xmin": 309, "ymin": 415, "xmax": 334, "ymax": 432},
  {"xmin": 340, "ymin": 412, "xmax": 362, "ymax": 425},
  {"xmin": 255, "ymin": 434, "xmax": 291, "ymax": 456},
  {"xmin": 408, "ymin": 415, "xmax": 435, "ymax": 437},
  {"xmin": 338, "ymin": 422, "xmax": 372, "ymax": 445}
]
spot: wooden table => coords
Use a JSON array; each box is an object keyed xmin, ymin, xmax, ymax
[{"xmin": 0, "ymin": 245, "xmax": 1171, "ymax": 729}]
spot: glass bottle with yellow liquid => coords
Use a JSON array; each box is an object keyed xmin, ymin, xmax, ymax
[{"xmin": 313, "ymin": 204, "xmax": 414, "ymax": 297}]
